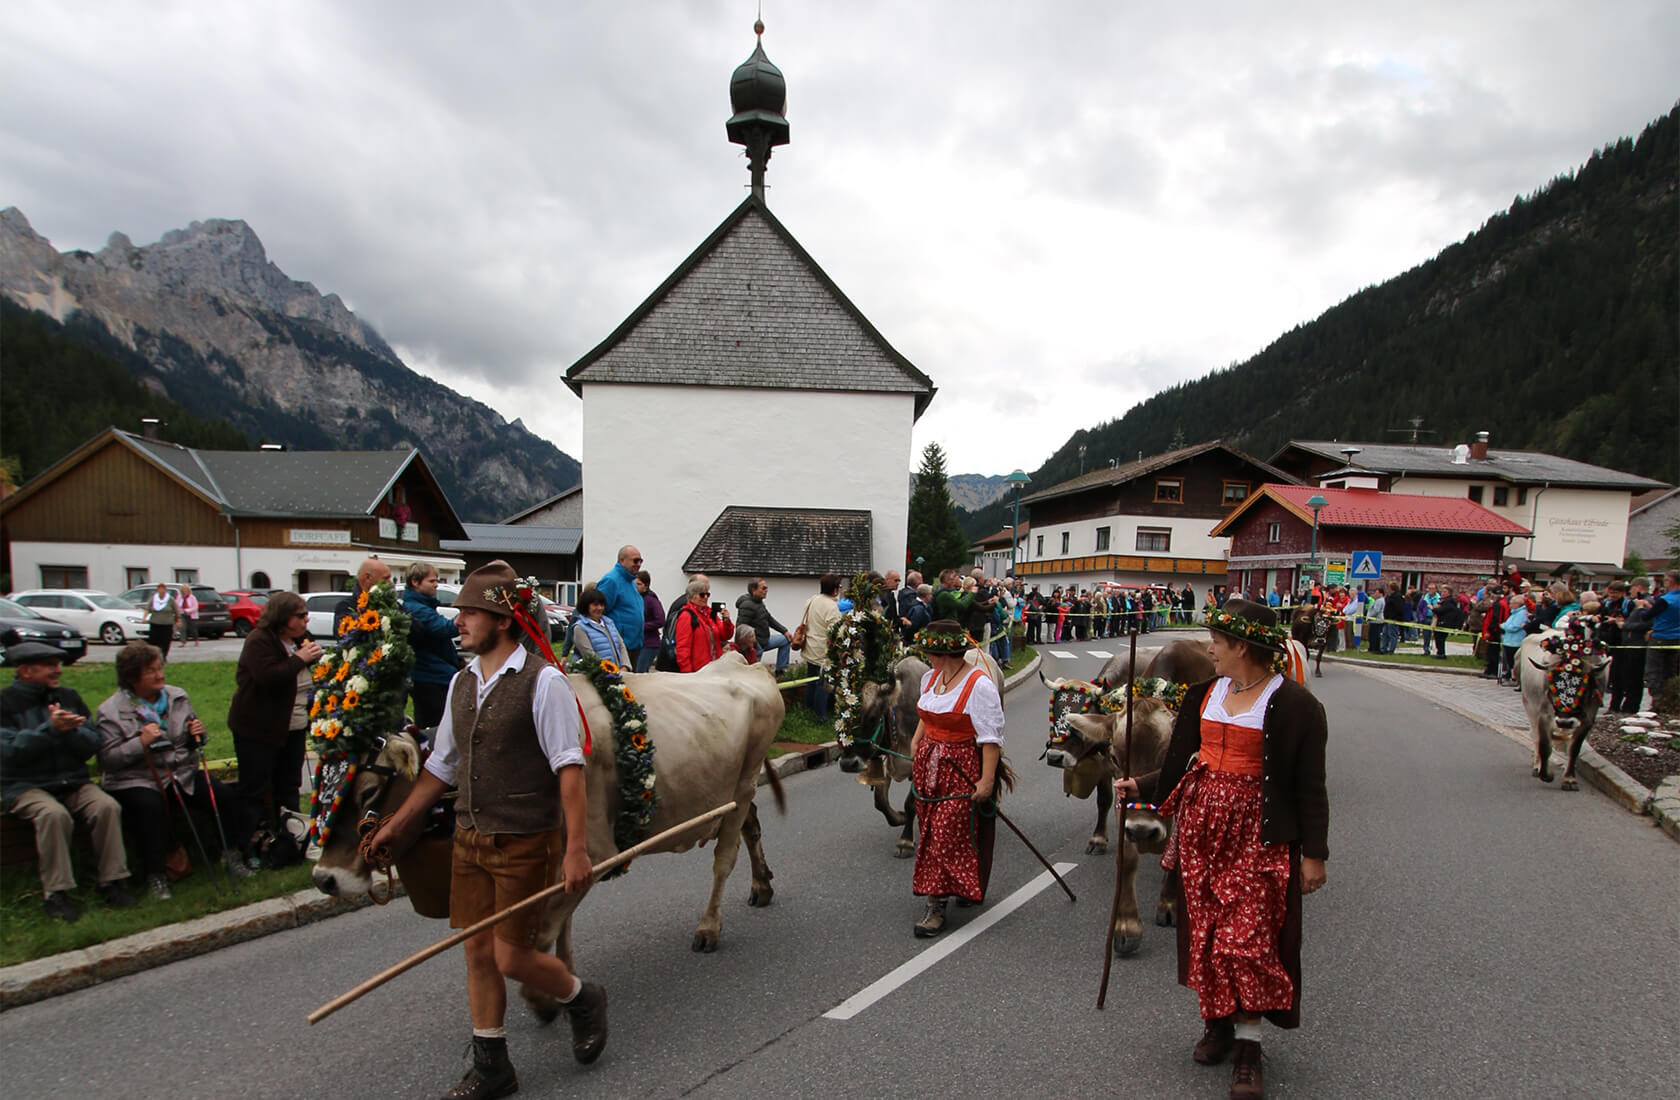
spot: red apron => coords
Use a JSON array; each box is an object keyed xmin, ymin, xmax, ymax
[{"xmin": 912, "ymin": 669, "xmax": 996, "ymax": 902}]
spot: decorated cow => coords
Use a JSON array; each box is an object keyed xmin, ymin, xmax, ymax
[
  {"xmin": 1519, "ymin": 615, "xmax": 1610, "ymax": 790},
  {"xmin": 1290, "ymin": 605, "xmax": 1333, "ymax": 677}
]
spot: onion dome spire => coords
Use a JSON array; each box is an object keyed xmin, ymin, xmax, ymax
[{"xmin": 726, "ymin": 18, "xmax": 789, "ymax": 202}]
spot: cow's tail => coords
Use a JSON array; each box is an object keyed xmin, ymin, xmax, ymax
[{"xmin": 761, "ymin": 758, "xmax": 788, "ymax": 814}]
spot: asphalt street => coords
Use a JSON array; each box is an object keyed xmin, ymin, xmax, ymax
[{"xmin": 3, "ymin": 641, "xmax": 1676, "ymax": 1098}]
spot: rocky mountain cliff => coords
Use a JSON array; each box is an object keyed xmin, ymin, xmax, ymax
[{"xmin": 0, "ymin": 208, "xmax": 579, "ymax": 521}]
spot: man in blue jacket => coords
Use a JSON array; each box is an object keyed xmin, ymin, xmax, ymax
[
  {"xmin": 1644, "ymin": 571, "xmax": 1680, "ymax": 709},
  {"xmin": 598, "ymin": 545, "xmax": 646, "ymax": 669},
  {"xmin": 1, "ymin": 643, "xmax": 135, "ymax": 920}
]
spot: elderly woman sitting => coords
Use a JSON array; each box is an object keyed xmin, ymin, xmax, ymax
[
  {"xmin": 570, "ymin": 587, "xmax": 631, "ymax": 666},
  {"xmin": 97, "ymin": 642, "xmax": 249, "ymax": 899}
]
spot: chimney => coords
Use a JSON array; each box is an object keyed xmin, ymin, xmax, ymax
[
  {"xmin": 139, "ymin": 417, "xmax": 160, "ymax": 440},
  {"xmin": 1470, "ymin": 431, "xmax": 1489, "ymax": 461}
]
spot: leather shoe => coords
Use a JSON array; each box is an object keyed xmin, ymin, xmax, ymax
[
  {"xmin": 1229, "ymin": 1038, "xmax": 1263, "ymax": 1099},
  {"xmin": 913, "ymin": 896, "xmax": 948, "ymax": 938},
  {"xmin": 42, "ymin": 890, "xmax": 80, "ymax": 923},
  {"xmin": 98, "ymin": 880, "xmax": 137, "ymax": 909},
  {"xmin": 564, "ymin": 981, "xmax": 609, "ymax": 1065},
  {"xmin": 1193, "ymin": 1017, "xmax": 1235, "ymax": 1065},
  {"xmin": 443, "ymin": 1035, "xmax": 517, "ymax": 1100}
]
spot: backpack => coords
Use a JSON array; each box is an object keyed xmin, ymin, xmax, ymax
[{"xmin": 655, "ymin": 602, "xmax": 694, "ymax": 672}]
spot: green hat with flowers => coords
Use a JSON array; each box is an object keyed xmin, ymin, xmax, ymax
[{"xmin": 1206, "ymin": 597, "xmax": 1288, "ymax": 654}]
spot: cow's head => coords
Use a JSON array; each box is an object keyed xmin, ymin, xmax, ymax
[
  {"xmin": 838, "ymin": 680, "xmax": 897, "ymax": 773},
  {"xmin": 311, "ymin": 732, "xmax": 423, "ymax": 898},
  {"xmin": 1043, "ymin": 674, "xmax": 1111, "ymax": 761},
  {"xmin": 1069, "ymin": 699, "xmax": 1176, "ymax": 848},
  {"xmin": 1529, "ymin": 615, "xmax": 1612, "ymax": 730}
]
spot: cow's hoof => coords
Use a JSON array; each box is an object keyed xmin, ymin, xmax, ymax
[
  {"xmin": 691, "ymin": 932, "xmax": 719, "ymax": 953},
  {"xmin": 883, "ymin": 811, "xmax": 907, "ymax": 828},
  {"xmin": 747, "ymin": 885, "xmax": 773, "ymax": 908},
  {"xmin": 1113, "ymin": 934, "xmax": 1142, "ymax": 957},
  {"xmin": 1561, "ymin": 777, "xmax": 1579, "ymax": 791},
  {"xmin": 1155, "ymin": 908, "xmax": 1175, "ymax": 928},
  {"xmin": 894, "ymin": 841, "xmax": 914, "ymax": 859},
  {"xmin": 1086, "ymin": 837, "xmax": 1108, "ymax": 855}
]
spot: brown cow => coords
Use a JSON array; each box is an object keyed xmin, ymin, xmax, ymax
[
  {"xmin": 1290, "ymin": 605, "xmax": 1332, "ymax": 677},
  {"xmin": 311, "ymin": 653, "xmax": 786, "ymax": 1020}
]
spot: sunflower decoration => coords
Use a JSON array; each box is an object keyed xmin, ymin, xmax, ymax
[
  {"xmin": 822, "ymin": 573, "xmax": 905, "ymax": 747},
  {"xmin": 566, "ymin": 651, "xmax": 656, "ymax": 874},
  {"xmin": 307, "ymin": 581, "xmax": 415, "ymax": 758}
]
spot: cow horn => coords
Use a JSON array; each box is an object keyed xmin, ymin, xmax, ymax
[
  {"xmin": 1040, "ymin": 670, "xmax": 1067, "ymax": 690},
  {"xmin": 1527, "ymin": 658, "xmax": 1550, "ymax": 671}
]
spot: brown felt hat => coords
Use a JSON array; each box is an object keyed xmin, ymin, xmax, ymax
[{"xmin": 454, "ymin": 559, "xmax": 520, "ymax": 616}]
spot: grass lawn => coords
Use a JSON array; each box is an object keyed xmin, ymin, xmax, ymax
[
  {"xmin": 1327, "ymin": 648, "xmax": 1482, "ymax": 670},
  {"xmin": 0, "ymin": 858, "xmax": 317, "ymax": 967}
]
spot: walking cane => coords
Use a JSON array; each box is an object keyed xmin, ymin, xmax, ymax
[
  {"xmin": 307, "ymin": 800, "xmax": 740, "ymax": 1025},
  {"xmin": 184, "ymin": 711, "xmax": 240, "ymax": 894},
  {"xmin": 144, "ymin": 740, "xmax": 222, "ymax": 895},
  {"xmin": 1096, "ymin": 623, "xmax": 1139, "ymax": 1009}
]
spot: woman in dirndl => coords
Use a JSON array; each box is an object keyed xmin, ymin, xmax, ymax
[
  {"xmin": 907, "ymin": 620, "xmax": 1005, "ymax": 938},
  {"xmin": 1117, "ymin": 597, "xmax": 1328, "ymax": 1100}
]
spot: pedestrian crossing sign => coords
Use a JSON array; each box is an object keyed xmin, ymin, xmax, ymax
[{"xmin": 1350, "ymin": 551, "xmax": 1383, "ymax": 579}]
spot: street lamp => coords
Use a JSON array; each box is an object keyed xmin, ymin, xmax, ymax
[
  {"xmin": 1307, "ymin": 494, "xmax": 1328, "ymax": 587},
  {"xmin": 1006, "ymin": 469, "xmax": 1031, "ymax": 580}
]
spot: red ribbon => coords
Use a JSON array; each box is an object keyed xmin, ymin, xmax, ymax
[{"xmin": 509, "ymin": 603, "xmax": 592, "ymax": 756}]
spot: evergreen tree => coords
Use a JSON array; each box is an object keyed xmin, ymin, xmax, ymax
[{"xmin": 907, "ymin": 442, "xmax": 973, "ymax": 576}]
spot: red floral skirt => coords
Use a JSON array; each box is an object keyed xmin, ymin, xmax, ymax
[
  {"xmin": 1161, "ymin": 763, "xmax": 1293, "ymax": 1021},
  {"xmin": 912, "ymin": 738, "xmax": 995, "ymax": 902}
]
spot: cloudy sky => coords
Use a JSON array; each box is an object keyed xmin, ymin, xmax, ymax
[{"xmin": 2, "ymin": 1, "xmax": 1674, "ymax": 477}]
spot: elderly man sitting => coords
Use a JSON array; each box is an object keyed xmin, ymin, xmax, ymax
[{"xmin": 1, "ymin": 643, "xmax": 135, "ymax": 921}]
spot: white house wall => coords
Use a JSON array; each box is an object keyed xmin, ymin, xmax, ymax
[
  {"xmin": 579, "ymin": 384, "xmax": 914, "ymax": 631},
  {"xmin": 1390, "ymin": 477, "xmax": 1631, "ymax": 565},
  {"xmin": 8, "ymin": 540, "xmax": 465, "ymax": 595},
  {"xmin": 1022, "ymin": 514, "xmax": 1227, "ymax": 564}
]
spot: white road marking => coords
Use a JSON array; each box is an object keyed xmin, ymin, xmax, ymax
[
  {"xmin": 1087, "ymin": 650, "xmax": 1114, "ymax": 658},
  {"xmin": 1048, "ymin": 650, "xmax": 1077, "ymax": 659},
  {"xmin": 822, "ymin": 862, "xmax": 1079, "ymax": 1021}
]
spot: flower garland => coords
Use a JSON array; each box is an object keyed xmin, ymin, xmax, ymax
[
  {"xmin": 823, "ymin": 574, "xmax": 904, "ymax": 746},
  {"xmin": 1209, "ymin": 608, "xmax": 1290, "ymax": 673},
  {"xmin": 1541, "ymin": 617, "xmax": 1606, "ymax": 720},
  {"xmin": 305, "ymin": 582, "xmax": 414, "ymax": 845},
  {"xmin": 1131, "ymin": 676, "xmax": 1188, "ymax": 710},
  {"xmin": 567, "ymin": 653, "xmax": 654, "ymax": 873}
]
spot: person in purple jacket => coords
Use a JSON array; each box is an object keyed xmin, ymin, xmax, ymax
[{"xmin": 635, "ymin": 571, "xmax": 665, "ymax": 673}]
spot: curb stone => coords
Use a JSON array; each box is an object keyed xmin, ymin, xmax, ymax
[
  {"xmin": 761, "ymin": 652, "xmax": 1042, "ymax": 786},
  {"xmin": 3, "ymin": 653, "xmax": 1051, "ymax": 1011},
  {"xmin": 1650, "ymin": 777, "xmax": 1680, "ymax": 843}
]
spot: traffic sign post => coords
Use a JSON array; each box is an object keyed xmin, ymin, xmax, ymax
[
  {"xmin": 1325, "ymin": 560, "xmax": 1348, "ymax": 586},
  {"xmin": 1349, "ymin": 551, "xmax": 1383, "ymax": 580}
]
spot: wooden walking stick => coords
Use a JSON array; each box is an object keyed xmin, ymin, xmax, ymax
[
  {"xmin": 1096, "ymin": 623, "xmax": 1139, "ymax": 1009},
  {"xmin": 307, "ymin": 800, "xmax": 739, "ymax": 1025}
]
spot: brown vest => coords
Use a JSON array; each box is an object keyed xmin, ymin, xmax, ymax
[{"xmin": 450, "ymin": 654, "xmax": 559, "ymax": 834}]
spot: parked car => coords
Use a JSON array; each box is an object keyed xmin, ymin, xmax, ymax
[
  {"xmin": 221, "ymin": 590, "xmax": 269, "ymax": 636},
  {"xmin": 0, "ymin": 597, "xmax": 88, "ymax": 663},
  {"xmin": 431, "ymin": 583, "xmax": 462, "ymax": 622},
  {"xmin": 303, "ymin": 592, "xmax": 349, "ymax": 639},
  {"xmin": 7, "ymin": 589, "xmax": 149, "ymax": 645},
  {"xmin": 118, "ymin": 585, "xmax": 235, "ymax": 640}
]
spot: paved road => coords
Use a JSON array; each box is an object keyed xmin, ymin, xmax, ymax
[{"xmin": 3, "ymin": 645, "xmax": 1675, "ymax": 1098}]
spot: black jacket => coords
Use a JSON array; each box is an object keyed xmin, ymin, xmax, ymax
[
  {"xmin": 734, "ymin": 593, "xmax": 787, "ymax": 647},
  {"xmin": 0, "ymin": 680, "xmax": 100, "ymax": 809}
]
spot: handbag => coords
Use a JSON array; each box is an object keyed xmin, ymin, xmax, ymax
[{"xmin": 790, "ymin": 604, "xmax": 810, "ymax": 651}]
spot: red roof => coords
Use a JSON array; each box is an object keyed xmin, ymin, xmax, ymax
[{"xmin": 1212, "ymin": 484, "xmax": 1531, "ymax": 537}]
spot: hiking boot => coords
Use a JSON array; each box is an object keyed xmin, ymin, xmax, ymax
[
  {"xmin": 225, "ymin": 850, "xmax": 256, "ymax": 880},
  {"xmin": 98, "ymin": 880, "xmax": 137, "ymax": 909},
  {"xmin": 443, "ymin": 1036, "xmax": 517, "ymax": 1100},
  {"xmin": 147, "ymin": 874, "xmax": 173, "ymax": 901},
  {"xmin": 42, "ymin": 890, "xmax": 80, "ymax": 923},
  {"xmin": 913, "ymin": 896, "xmax": 949, "ymax": 938},
  {"xmin": 1193, "ymin": 1016, "xmax": 1236, "ymax": 1065},
  {"xmin": 563, "ymin": 981, "xmax": 609, "ymax": 1065},
  {"xmin": 1229, "ymin": 1039, "xmax": 1263, "ymax": 1100}
]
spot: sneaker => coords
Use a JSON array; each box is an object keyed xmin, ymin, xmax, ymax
[
  {"xmin": 563, "ymin": 981, "xmax": 609, "ymax": 1065},
  {"xmin": 147, "ymin": 874, "xmax": 173, "ymax": 901},
  {"xmin": 98, "ymin": 880, "xmax": 137, "ymax": 909},
  {"xmin": 42, "ymin": 890, "xmax": 81, "ymax": 923}
]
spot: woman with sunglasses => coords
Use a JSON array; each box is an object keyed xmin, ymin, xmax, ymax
[{"xmin": 227, "ymin": 591, "xmax": 322, "ymax": 867}]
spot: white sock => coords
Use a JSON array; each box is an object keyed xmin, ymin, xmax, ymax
[
  {"xmin": 1233, "ymin": 1021, "xmax": 1262, "ymax": 1043},
  {"xmin": 472, "ymin": 1026, "xmax": 507, "ymax": 1040},
  {"xmin": 558, "ymin": 975, "xmax": 583, "ymax": 1003}
]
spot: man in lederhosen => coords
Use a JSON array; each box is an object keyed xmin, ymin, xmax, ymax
[{"xmin": 373, "ymin": 560, "xmax": 606, "ymax": 1099}]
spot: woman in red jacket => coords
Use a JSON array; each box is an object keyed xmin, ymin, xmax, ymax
[{"xmin": 673, "ymin": 575, "xmax": 733, "ymax": 672}]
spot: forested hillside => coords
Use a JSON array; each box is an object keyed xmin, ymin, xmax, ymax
[{"xmin": 961, "ymin": 107, "xmax": 1678, "ymax": 539}]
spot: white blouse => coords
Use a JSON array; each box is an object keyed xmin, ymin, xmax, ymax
[
  {"xmin": 918, "ymin": 667, "xmax": 1006, "ymax": 745},
  {"xmin": 1202, "ymin": 674, "xmax": 1285, "ymax": 730}
]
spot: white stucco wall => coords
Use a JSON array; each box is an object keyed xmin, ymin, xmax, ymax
[
  {"xmin": 1390, "ymin": 477, "xmax": 1630, "ymax": 565},
  {"xmin": 8, "ymin": 541, "xmax": 464, "ymax": 595},
  {"xmin": 578, "ymin": 384, "xmax": 915, "ymax": 630},
  {"xmin": 1022, "ymin": 513, "xmax": 1227, "ymax": 564}
]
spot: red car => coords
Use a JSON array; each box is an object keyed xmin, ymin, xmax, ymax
[{"xmin": 221, "ymin": 590, "xmax": 270, "ymax": 637}]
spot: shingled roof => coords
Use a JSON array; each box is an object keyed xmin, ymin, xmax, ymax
[
  {"xmin": 564, "ymin": 196, "xmax": 935, "ymax": 418},
  {"xmin": 683, "ymin": 506, "xmax": 873, "ymax": 576},
  {"xmin": 441, "ymin": 523, "xmax": 582, "ymax": 556},
  {"xmin": 1275, "ymin": 440, "xmax": 1668, "ymax": 491},
  {"xmin": 1020, "ymin": 441, "xmax": 1299, "ymax": 506}
]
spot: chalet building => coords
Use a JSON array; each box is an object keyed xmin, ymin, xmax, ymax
[
  {"xmin": 503, "ymin": 485, "xmax": 581, "ymax": 528},
  {"xmin": 439, "ymin": 524, "xmax": 582, "ymax": 606},
  {"xmin": 561, "ymin": 26, "xmax": 934, "ymax": 629},
  {"xmin": 1270, "ymin": 436, "xmax": 1667, "ymax": 578},
  {"xmin": 0, "ymin": 428, "xmax": 466, "ymax": 594},
  {"xmin": 1211, "ymin": 483, "xmax": 1531, "ymax": 596},
  {"xmin": 970, "ymin": 522, "xmax": 1028, "ymax": 579},
  {"xmin": 1626, "ymin": 488, "xmax": 1679, "ymax": 573},
  {"xmin": 1015, "ymin": 442, "xmax": 1299, "ymax": 591}
]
